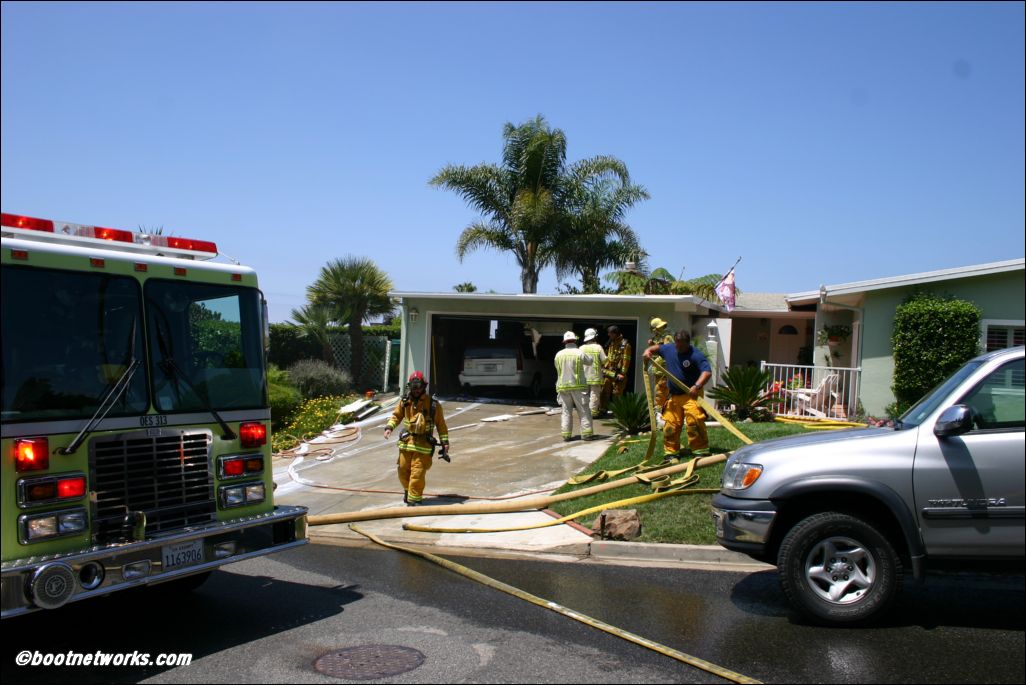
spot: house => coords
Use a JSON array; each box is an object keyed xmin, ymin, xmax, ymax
[
  {"xmin": 786, "ymin": 258, "xmax": 1025, "ymax": 417},
  {"xmin": 390, "ymin": 292, "xmax": 722, "ymax": 397},
  {"xmin": 392, "ymin": 258, "xmax": 1025, "ymax": 416}
]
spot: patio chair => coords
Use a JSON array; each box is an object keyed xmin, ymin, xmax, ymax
[{"xmin": 783, "ymin": 373, "xmax": 838, "ymax": 418}]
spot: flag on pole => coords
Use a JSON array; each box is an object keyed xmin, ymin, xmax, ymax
[{"xmin": 715, "ymin": 270, "xmax": 736, "ymax": 312}]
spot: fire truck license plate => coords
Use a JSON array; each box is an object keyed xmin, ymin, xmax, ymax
[{"xmin": 162, "ymin": 540, "xmax": 204, "ymax": 571}]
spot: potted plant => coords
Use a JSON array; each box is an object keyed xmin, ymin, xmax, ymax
[{"xmin": 816, "ymin": 324, "xmax": 852, "ymax": 346}]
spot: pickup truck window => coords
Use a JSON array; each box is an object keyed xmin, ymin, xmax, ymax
[
  {"xmin": 959, "ymin": 359, "xmax": 1025, "ymax": 430},
  {"xmin": 900, "ymin": 360, "xmax": 983, "ymax": 428}
]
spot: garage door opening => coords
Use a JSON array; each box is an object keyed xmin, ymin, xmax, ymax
[{"xmin": 429, "ymin": 315, "xmax": 637, "ymax": 400}]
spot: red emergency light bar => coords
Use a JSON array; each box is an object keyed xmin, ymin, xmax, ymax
[
  {"xmin": 1, "ymin": 212, "xmax": 218, "ymax": 257},
  {"xmin": 1, "ymin": 213, "xmax": 54, "ymax": 233}
]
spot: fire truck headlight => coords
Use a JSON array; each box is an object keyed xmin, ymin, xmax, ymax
[
  {"xmin": 20, "ymin": 508, "xmax": 88, "ymax": 543},
  {"xmin": 59, "ymin": 510, "xmax": 88, "ymax": 535},
  {"xmin": 26, "ymin": 516, "xmax": 58, "ymax": 540},
  {"xmin": 220, "ymin": 482, "xmax": 265, "ymax": 508},
  {"xmin": 223, "ymin": 486, "xmax": 246, "ymax": 507},
  {"xmin": 245, "ymin": 483, "xmax": 265, "ymax": 504}
]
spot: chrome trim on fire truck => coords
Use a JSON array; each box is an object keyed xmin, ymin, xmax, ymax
[{"xmin": 1, "ymin": 505, "xmax": 307, "ymax": 618}]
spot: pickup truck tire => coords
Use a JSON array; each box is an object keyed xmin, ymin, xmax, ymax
[{"xmin": 778, "ymin": 512, "xmax": 903, "ymax": 626}]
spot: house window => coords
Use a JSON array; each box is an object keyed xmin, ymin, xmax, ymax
[{"xmin": 983, "ymin": 320, "xmax": 1025, "ymax": 352}]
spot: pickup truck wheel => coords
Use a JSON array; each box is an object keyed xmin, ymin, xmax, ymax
[{"xmin": 778, "ymin": 512, "xmax": 902, "ymax": 626}]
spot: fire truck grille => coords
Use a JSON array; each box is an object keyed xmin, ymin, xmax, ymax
[{"xmin": 90, "ymin": 430, "xmax": 215, "ymax": 544}]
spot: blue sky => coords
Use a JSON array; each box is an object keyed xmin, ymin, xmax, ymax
[{"xmin": 3, "ymin": 2, "xmax": 1023, "ymax": 323}]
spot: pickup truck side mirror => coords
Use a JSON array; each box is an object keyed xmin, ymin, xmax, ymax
[{"xmin": 934, "ymin": 405, "xmax": 974, "ymax": 438}]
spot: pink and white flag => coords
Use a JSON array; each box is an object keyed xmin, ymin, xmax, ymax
[{"xmin": 715, "ymin": 270, "xmax": 736, "ymax": 312}]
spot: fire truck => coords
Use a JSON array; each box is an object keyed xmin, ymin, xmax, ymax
[{"xmin": 1, "ymin": 212, "xmax": 307, "ymax": 617}]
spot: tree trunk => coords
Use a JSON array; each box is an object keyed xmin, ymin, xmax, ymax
[{"xmin": 520, "ymin": 268, "xmax": 539, "ymax": 294}]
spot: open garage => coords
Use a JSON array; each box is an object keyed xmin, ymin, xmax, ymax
[
  {"xmin": 430, "ymin": 314, "xmax": 639, "ymax": 399},
  {"xmin": 392, "ymin": 292, "xmax": 724, "ymax": 400}
]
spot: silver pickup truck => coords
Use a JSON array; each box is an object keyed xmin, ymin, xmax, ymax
[{"xmin": 713, "ymin": 346, "xmax": 1025, "ymax": 625}]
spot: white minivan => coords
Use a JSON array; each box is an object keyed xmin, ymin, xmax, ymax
[{"xmin": 458, "ymin": 340, "xmax": 553, "ymax": 398}]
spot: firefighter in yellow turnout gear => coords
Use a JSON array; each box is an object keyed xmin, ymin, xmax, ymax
[
  {"xmin": 599, "ymin": 325, "xmax": 632, "ymax": 415},
  {"xmin": 647, "ymin": 317, "xmax": 675, "ymax": 410},
  {"xmin": 384, "ymin": 371, "xmax": 449, "ymax": 506},
  {"xmin": 643, "ymin": 331, "xmax": 712, "ymax": 457}
]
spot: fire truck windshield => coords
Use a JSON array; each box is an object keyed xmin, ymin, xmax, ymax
[
  {"xmin": 1, "ymin": 266, "xmax": 149, "ymax": 422},
  {"xmin": 145, "ymin": 280, "xmax": 265, "ymax": 413}
]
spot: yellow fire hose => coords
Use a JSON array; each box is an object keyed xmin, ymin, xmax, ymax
[
  {"xmin": 566, "ymin": 358, "xmax": 752, "ymax": 489},
  {"xmin": 404, "ymin": 457, "xmax": 712, "ymax": 534},
  {"xmin": 640, "ymin": 363, "xmax": 659, "ymax": 463},
  {"xmin": 350, "ymin": 525, "xmax": 761, "ymax": 684},
  {"xmin": 774, "ymin": 415, "xmax": 867, "ymax": 428},
  {"xmin": 306, "ymin": 454, "xmax": 727, "ymax": 527},
  {"xmin": 647, "ymin": 357, "xmax": 753, "ymax": 446}
]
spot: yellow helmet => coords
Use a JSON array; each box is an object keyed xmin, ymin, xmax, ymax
[{"xmin": 650, "ymin": 317, "xmax": 668, "ymax": 331}]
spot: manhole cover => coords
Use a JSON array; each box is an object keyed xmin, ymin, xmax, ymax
[{"xmin": 314, "ymin": 645, "xmax": 426, "ymax": 680}]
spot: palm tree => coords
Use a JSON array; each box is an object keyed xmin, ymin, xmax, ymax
[
  {"xmin": 453, "ymin": 282, "xmax": 478, "ymax": 293},
  {"xmin": 289, "ymin": 303, "xmax": 336, "ymax": 364},
  {"xmin": 606, "ymin": 263, "xmax": 727, "ymax": 302},
  {"xmin": 431, "ymin": 115, "xmax": 636, "ymax": 293},
  {"xmin": 306, "ymin": 257, "xmax": 394, "ymax": 384},
  {"xmin": 554, "ymin": 175, "xmax": 649, "ymax": 293}
]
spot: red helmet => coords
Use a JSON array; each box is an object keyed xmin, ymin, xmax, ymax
[{"xmin": 408, "ymin": 371, "xmax": 426, "ymax": 388}]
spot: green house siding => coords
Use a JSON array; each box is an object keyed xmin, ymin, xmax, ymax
[{"xmin": 858, "ymin": 270, "xmax": 1025, "ymax": 416}]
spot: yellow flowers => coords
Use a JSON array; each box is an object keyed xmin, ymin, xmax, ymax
[{"xmin": 271, "ymin": 394, "xmax": 357, "ymax": 451}]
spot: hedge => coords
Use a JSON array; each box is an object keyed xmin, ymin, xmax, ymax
[{"xmin": 890, "ymin": 293, "xmax": 981, "ymax": 416}]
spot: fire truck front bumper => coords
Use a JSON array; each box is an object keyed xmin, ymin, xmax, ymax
[{"xmin": 1, "ymin": 505, "xmax": 307, "ymax": 618}]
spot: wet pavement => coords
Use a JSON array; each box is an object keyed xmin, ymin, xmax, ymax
[
  {"xmin": 273, "ymin": 395, "xmax": 768, "ymax": 568},
  {"xmin": 274, "ymin": 397, "xmax": 615, "ymax": 555}
]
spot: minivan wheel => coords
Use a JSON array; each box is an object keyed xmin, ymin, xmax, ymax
[{"xmin": 778, "ymin": 512, "xmax": 902, "ymax": 626}]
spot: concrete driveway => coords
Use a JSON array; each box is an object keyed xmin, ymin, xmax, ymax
[{"xmin": 273, "ymin": 398, "xmax": 612, "ymax": 555}]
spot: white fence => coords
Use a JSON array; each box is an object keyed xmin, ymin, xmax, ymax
[{"xmin": 761, "ymin": 362, "xmax": 862, "ymax": 419}]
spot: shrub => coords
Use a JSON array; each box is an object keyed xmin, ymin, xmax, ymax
[
  {"xmin": 603, "ymin": 393, "xmax": 652, "ymax": 436},
  {"xmin": 891, "ymin": 293, "xmax": 981, "ymax": 415},
  {"xmin": 287, "ymin": 359, "xmax": 352, "ymax": 399},
  {"xmin": 707, "ymin": 366, "xmax": 778, "ymax": 421},
  {"xmin": 267, "ymin": 365, "xmax": 302, "ymax": 432},
  {"xmin": 269, "ymin": 323, "xmax": 323, "ymax": 369},
  {"xmin": 272, "ymin": 394, "xmax": 355, "ymax": 451}
]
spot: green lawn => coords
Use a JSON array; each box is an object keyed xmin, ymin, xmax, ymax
[{"xmin": 550, "ymin": 422, "xmax": 812, "ymax": 545}]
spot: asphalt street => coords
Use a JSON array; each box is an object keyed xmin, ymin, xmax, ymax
[{"xmin": 4, "ymin": 543, "xmax": 1023, "ymax": 684}]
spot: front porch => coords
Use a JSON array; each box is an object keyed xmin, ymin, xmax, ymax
[{"xmin": 761, "ymin": 362, "xmax": 862, "ymax": 419}]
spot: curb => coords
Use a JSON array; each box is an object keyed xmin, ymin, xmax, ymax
[
  {"xmin": 308, "ymin": 524, "xmax": 771, "ymax": 570},
  {"xmin": 588, "ymin": 540, "xmax": 773, "ymax": 569}
]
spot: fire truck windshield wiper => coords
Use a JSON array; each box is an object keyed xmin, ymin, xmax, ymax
[
  {"xmin": 61, "ymin": 318, "xmax": 141, "ymax": 455},
  {"xmin": 152, "ymin": 319, "xmax": 237, "ymax": 441}
]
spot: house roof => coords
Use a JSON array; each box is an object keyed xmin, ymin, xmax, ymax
[
  {"xmin": 786, "ymin": 258, "xmax": 1025, "ymax": 306},
  {"xmin": 390, "ymin": 291, "xmax": 721, "ymax": 311},
  {"xmin": 734, "ymin": 292, "xmax": 790, "ymax": 313}
]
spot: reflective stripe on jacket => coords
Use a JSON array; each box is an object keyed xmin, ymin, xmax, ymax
[
  {"xmin": 579, "ymin": 342, "xmax": 607, "ymax": 385},
  {"xmin": 555, "ymin": 345, "xmax": 590, "ymax": 391},
  {"xmin": 387, "ymin": 393, "xmax": 449, "ymax": 453}
]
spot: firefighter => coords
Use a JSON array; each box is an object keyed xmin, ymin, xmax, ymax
[
  {"xmin": 579, "ymin": 328, "xmax": 607, "ymax": 418},
  {"xmin": 643, "ymin": 331, "xmax": 712, "ymax": 457},
  {"xmin": 647, "ymin": 317, "xmax": 675, "ymax": 410},
  {"xmin": 555, "ymin": 331, "xmax": 594, "ymax": 441},
  {"xmin": 599, "ymin": 325, "xmax": 632, "ymax": 414},
  {"xmin": 383, "ymin": 371, "xmax": 449, "ymax": 506}
]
